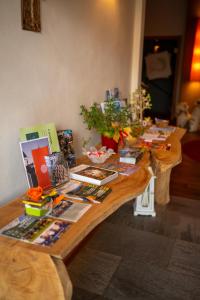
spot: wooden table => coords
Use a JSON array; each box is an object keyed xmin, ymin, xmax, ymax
[
  {"xmin": 0, "ymin": 127, "xmax": 185, "ymax": 299},
  {"xmin": 152, "ymin": 127, "xmax": 186, "ymax": 204}
]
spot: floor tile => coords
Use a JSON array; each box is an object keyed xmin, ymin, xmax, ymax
[
  {"xmin": 72, "ymin": 287, "xmax": 110, "ymax": 300},
  {"xmin": 85, "ymin": 221, "xmax": 175, "ymax": 268},
  {"xmin": 104, "ymin": 259, "xmax": 156, "ymax": 300},
  {"xmin": 65, "ymin": 195, "xmax": 200, "ymax": 300},
  {"xmin": 168, "ymin": 239, "xmax": 200, "ymax": 279},
  {"xmin": 67, "ymin": 247, "xmax": 121, "ymax": 295},
  {"xmin": 107, "ymin": 197, "xmax": 200, "ymax": 244},
  {"xmin": 105, "ymin": 257, "xmax": 200, "ymax": 300}
]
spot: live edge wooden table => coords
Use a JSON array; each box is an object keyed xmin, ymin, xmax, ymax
[{"xmin": 0, "ymin": 127, "xmax": 185, "ymax": 300}]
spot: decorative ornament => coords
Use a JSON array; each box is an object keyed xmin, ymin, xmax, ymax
[{"xmin": 129, "ymin": 87, "xmax": 152, "ymax": 123}]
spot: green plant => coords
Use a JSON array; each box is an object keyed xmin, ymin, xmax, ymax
[
  {"xmin": 80, "ymin": 99, "xmax": 131, "ymax": 138},
  {"xmin": 130, "ymin": 121, "xmax": 145, "ymax": 138}
]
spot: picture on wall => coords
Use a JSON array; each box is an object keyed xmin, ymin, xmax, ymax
[
  {"xmin": 21, "ymin": 0, "xmax": 41, "ymax": 32},
  {"xmin": 19, "ymin": 137, "xmax": 51, "ymax": 189}
]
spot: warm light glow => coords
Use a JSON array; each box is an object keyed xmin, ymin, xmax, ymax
[
  {"xmin": 194, "ymin": 47, "xmax": 200, "ymax": 55},
  {"xmin": 190, "ymin": 19, "xmax": 200, "ymax": 81},
  {"xmin": 154, "ymin": 45, "xmax": 160, "ymax": 52},
  {"xmin": 193, "ymin": 62, "xmax": 200, "ymax": 70}
]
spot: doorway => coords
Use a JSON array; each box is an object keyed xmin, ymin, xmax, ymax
[{"xmin": 142, "ymin": 37, "xmax": 180, "ymax": 122}]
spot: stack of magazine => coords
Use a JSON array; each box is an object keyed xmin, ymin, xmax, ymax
[{"xmin": 58, "ymin": 180, "xmax": 112, "ymax": 203}]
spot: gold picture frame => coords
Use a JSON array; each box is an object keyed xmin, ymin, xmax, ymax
[{"xmin": 21, "ymin": 0, "xmax": 41, "ymax": 32}]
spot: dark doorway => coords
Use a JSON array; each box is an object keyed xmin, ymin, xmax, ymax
[{"xmin": 142, "ymin": 37, "xmax": 180, "ymax": 121}]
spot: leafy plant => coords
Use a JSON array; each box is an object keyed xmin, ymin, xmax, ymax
[
  {"xmin": 130, "ymin": 121, "xmax": 145, "ymax": 137},
  {"xmin": 80, "ymin": 99, "xmax": 131, "ymax": 138}
]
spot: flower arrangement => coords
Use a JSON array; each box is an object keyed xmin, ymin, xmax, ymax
[
  {"xmin": 129, "ymin": 87, "xmax": 152, "ymax": 123},
  {"xmin": 80, "ymin": 99, "xmax": 131, "ymax": 144}
]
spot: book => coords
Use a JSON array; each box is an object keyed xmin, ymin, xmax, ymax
[
  {"xmin": 101, "ymin": 159, "xmax": 140, "ymax": 176},
  {"xmin": 69, "ymin": 164, "xmax": 118, "ymax": 186},
  {"xmin": 21, "ymin": 196, "xmax": 49, "ymax": 207},
  {"xmin": 57, "ymin": 129, "xmax": 76, "ymax": 168},
  {"xmin": 19, "ymin": 136, "xmax": 51, "ymax": 188},
  {"xmin": 58, "ymin": 180, "xmax": 112, "ymax": 203},
  {"xmin": 49, "ymin": 200, "xmax": 91, "ymax": 222},
  {"xmin": 0, "ymin": 215, "xmax": 70, "ymax": 247},
  {"xmin": 149, "ymin": 125, "xmax": 175, "ymax": 134},
  {"xmin": 140, "ymin": 132, "xmax": 167, "ymax": 142},
  {"xmin": 140, "ymin": 126, "xmax": 174, "ymax": 143},
  {"xmin": 19, "ymin": 122, "xmax": 60, "ymax": 153},
  {"xmin": 119, "ymin": 147, "xmax": 144, "ymax": 164},
  {"xmin": 32, "ymin": 145, "xmax": 51, "ymax": 189},
  {"xmin": 44, "ymin": 152, "xmax": 70, "ymax": 187},
  {"xmin": 24, "ymin": 204, "xmax": 50, "ymax": 217}
]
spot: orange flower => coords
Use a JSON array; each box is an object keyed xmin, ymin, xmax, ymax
[{"xmin": 27, "ymin": 186, "xmax": 43, "ymax": 201}]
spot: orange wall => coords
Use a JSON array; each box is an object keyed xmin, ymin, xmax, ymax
[{"xmin": 180, "ymin": 0, "xmax": 200, "ymax": 108}]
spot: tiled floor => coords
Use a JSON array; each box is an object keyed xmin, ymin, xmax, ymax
[{"xmin": 67, "ymin": 196, "xmax": 200, "ymax": 300}]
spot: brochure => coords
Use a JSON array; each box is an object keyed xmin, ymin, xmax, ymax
[
  {"xmin": 101, "ymin": 159, "xmax": 140, "ymax": 176},
  {"xmin": 49, "ymin": 200, "xmax": 92, "ymax": 222},
  {"xmin": 0, "ymin": 215, "xmax": 70, "ymax": 247}
]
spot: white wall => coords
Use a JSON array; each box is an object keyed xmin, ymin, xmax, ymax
[
  {"xmin": 130, "ymin": 0, "xmax": 146, "ymax": 92},
  {"xmin": 0, "ymin": 0, "xmax": 135, "ymax": 204}
]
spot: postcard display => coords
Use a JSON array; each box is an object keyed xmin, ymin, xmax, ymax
[
  {"xmin": 19, "ymin": 123, "xmax": 76, "ymax": 189},
  {"xmin": 0, "ymin": 124, "xmax": 83, "ymax": 247}
]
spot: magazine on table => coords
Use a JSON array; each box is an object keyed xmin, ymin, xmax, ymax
[
  {"xmin": 149, "ymin": 125, "xmax": 175, "ymax": 134},
  {"xmin": 101, "ymin": 159, "xmax": 140, "ymax": 176},
  {"xmin": 119, "ymin": 147, "xmax": 144, "ymax": 164},
  {"xmin": 69, "ymin": 164, "xmax": 118, "ymax": 185},
  {"xmin": 49, "ymin": 200, "xmax": 92, "ymax": 222},
  {"xmin": 57, "ymin": 180, "xmax": 112, "ymax": 203},
  {"xmin": 141, "ymin": 126, "xmax": 175, "ymax": 142},
  {"xmin": 0, "ymin": 215, "xmax": 70, "ymax": 247}
]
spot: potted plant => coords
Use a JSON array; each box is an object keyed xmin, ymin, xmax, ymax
[{"xmin": 80, "ymin": 99, "xmax": 131, "ymax": 152}]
